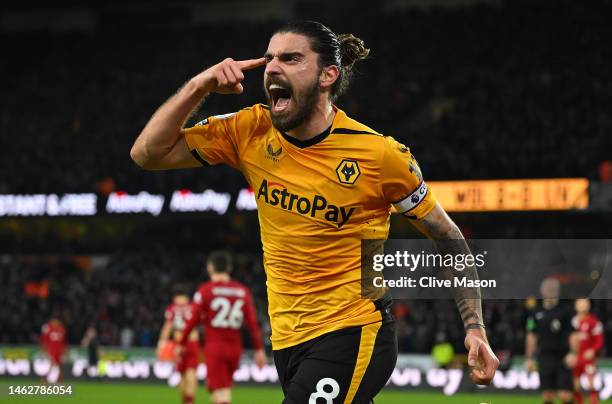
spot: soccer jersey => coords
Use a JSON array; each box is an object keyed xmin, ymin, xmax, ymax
[
  {"xmin": 40, "ymin": 321, "xmax": 66, "ymax": 351},
  {"xmin": 183, "ymin": 104, "xmax": 437, "ymax": 349},
  {"xmin": 526, "ymin": 302, "xmax": 574, "ymax": 357},
  {"xmin": 181, "ymin": 280, "xmax": 263, "ymax": 350},
  {"xmin": 164, "ymin": 301, "xmax": 198, "ymax": 342},
  {"xmin": 572, "ymin": 313, "xmax": 604, "ymax": 356}
]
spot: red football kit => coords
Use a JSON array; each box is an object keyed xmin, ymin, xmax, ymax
[
  {"xmin": 40, "ymin": 321, "xmax": 66, "ymax": 365},
  {"xmin": 164, "ymin": 301, "xmax": 200, "ymax": 373},
  {"xmin": 573, "ymin": 313, "xmax": 604, "ymax": 377},
  {"xmin": 181, "ymin": 280, "xmax": 263, "ymax": 390}
]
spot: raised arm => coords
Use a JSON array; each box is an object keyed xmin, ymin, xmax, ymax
[
  {"xmin": 408, "ymin": 202, "xmax": 499, "ymax": 384},
  {"xmin": 130, "ymin": 58, "xmax": 266, "ymax": 170}
]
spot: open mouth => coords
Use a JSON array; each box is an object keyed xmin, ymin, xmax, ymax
[{"xmin": 268, "ymin": 84, "xmax": 292, "ymax": 113}]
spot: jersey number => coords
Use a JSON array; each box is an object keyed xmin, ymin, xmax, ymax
[
  {"xmin": 309, "ymin": 377, "xmax": 340, "ymax": 404},
  {"xmin": 173, "ymin": 316, "xmax": 185, "ymax": 330},
  {"xmin": 210, "ymin": 297, "xmax": 244, "ymax": 329}
]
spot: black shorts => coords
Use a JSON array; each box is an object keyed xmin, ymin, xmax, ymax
[
  {"xmin": 273, "ymin": 301, "xmax": 397, "ymax": 404},
  {"xmin": 538, "ymin": 355, "xmax": 573, "ymax": 391}
]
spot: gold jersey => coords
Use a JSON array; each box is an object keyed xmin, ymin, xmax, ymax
[{"xmin": 184, "ymin": 104, "xmax": 437, "ymax": 350}]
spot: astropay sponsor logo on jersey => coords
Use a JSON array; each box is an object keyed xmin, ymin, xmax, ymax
[
  {"xmin": 256, "ymin": 179, "xmax": 355, "ymax": 227},
  {"xmin": 106, "ymin": 191, "xmax": 165, "ymax": 216}
]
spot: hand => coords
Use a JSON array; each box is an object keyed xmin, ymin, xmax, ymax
[
  {"xmin": 564, "ymin": 352, "xmax": 577, "ymax": 368},
  {"xmin": 196, "ymin": 58, "xmax": 266, "ymax": 95},
  {"xmin": 524, "ymin": 358, "xmax": 537, "ymax": 372},
  {"xmin": 464, "ymin": 328, "xmax": 499, "ymax": 385},
  {"xmin": 583, "ymin": 348, "xmax": 595, "ymax": 360},
  {"xmin": 254, "ymin": 349, "xmax": 266, "ymax": 369}
]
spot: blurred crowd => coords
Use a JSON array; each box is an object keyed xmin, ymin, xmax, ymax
[
  {"xmin": 0, "ymin": 254, "xmax": 268, "ymax": 350},
  {"xmin": 1, "ymin": 254, "xmax": 611, "ymax": 359},
  {"xmin": 1, "ymin": 1, "xmax": 611, "ymax": 196}
]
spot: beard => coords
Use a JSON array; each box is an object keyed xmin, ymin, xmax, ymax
[{"xmin": 265, "ymin": 75, "xmax": 320, "ymax": 133}]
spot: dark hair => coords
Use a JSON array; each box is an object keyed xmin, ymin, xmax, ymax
[
  {"xmin": 172, "ymin": 283, "xmax": 191, "ymax": 297},
  {"xmin": 275, "ymin": 21, "xmax": 370, "ymax": 102},
  {"xmin": 206, "ymin": 250, "xmax": 232, "ymax": 274}
]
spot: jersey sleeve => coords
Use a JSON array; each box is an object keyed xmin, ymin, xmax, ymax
[
  {"xmin": 179, "ymin": 294, "xmax": 204, "ymax": 345},
  {"xmin": 164, "ymin": 305, "xmax": 174, "ymax": 322},
  {"xmin": 182, "ymin": 106, "xmax": 262, "ymax": 170},
  {"xmin": 526, "ymin": 313, "xmax": 537, "ymax": 332},
  {"xmin": 591, "ymin": 319, "xmax": 604, "ymax": 352},
  {"xmin": 380, "ymin": 136, "xmax": 437, "ymax": 219},
  {"xmin": 40, "ymin": 324, "xmax": 49, "ymax": 345}
]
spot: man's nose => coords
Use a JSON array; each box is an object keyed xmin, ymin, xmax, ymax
[{"xmin": 264, "ymin": 57, "xmax": 281, "ymax": 75}]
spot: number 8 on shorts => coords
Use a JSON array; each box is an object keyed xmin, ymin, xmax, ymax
[{"xmin": 309, "ymin": 377, "xmax": 340, "ymax": 404}]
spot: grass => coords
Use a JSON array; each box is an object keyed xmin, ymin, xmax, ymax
[{"xmin": 0, "ymin": 379, "xmax": 606, "ymax": 403}]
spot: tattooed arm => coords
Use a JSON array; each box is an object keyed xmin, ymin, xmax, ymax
[
  {"xmin": 408, "ymin": 202, "xmax": 499, "ymax": 384},
  {"xmin": 408, "ymin": 202, "xmax": 483, "ymax": 326}
]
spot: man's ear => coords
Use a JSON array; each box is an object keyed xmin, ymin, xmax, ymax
[{"xmin": 319, "ymin": 65, "xmax": 340, "ymax": 90}]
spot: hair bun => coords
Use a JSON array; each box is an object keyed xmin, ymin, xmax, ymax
[{"xmin": 337, "ymin": 33, "xmax": 369, "ymax": 67}]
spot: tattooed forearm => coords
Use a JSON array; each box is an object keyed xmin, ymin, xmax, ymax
[{"xmin": 409, "ymin": 203, "xmax": 483, "ymax": 326}]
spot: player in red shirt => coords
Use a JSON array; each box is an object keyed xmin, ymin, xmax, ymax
[
  {"xmin": 157, "ymin": 285, "xmax": 201, "ymax": 404},
  {"xmin": 40, "ymin": 317, "xmax": 66, "ymax": 384},
  {"xmin": 569, "ymin": 298, "xmax": 605, "ymax": 404},
  {"xmin": 180, "ymin": 251, "xmax": 266, "ymax": 404}
]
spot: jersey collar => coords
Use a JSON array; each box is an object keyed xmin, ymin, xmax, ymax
[{"xmin": 278, "ymin": 106, "xmax": 347, "ymax": 149}]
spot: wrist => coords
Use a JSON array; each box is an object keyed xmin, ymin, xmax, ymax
[
  {"xmin": 465, "ymin": 323, "xmax": 488, "ymax": 342},
  {"xmin": 189, "ymin": 73, "xmax": 213, "ymax": 96},
  {"xmin": 465, "ymin": 322, "xmax": 485, "ymax": 332}
]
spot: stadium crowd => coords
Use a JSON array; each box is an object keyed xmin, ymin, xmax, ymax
[
  {"xmin": 0, "ymin": 254, "xmax": 269, "ymax": 349},
  {"xmin": 1, "ymin": 254, "xmax": 611, "ymax": 360},
  {"xmin": 1, "ymin": 1, "xmax": 611, "ymax": 196}
]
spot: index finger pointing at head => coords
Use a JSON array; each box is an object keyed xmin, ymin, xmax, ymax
[{"xmin": 237, "ymin": 58, "xmax": 267, "ymax": 71}]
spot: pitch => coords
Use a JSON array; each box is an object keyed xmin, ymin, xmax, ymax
[{"xmin": 0, "ymin": 380, "xmax": 580, "ymax": 403}]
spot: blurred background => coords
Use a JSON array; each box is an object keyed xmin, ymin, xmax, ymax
[{"xmin": 1, "ymin": 0, "xmax": 612, "ymax": 401}]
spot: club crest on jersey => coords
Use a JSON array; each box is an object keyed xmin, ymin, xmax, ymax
[{"xmin": 336, "ymin": 159, "xmax": 361, "ymax": 185}]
